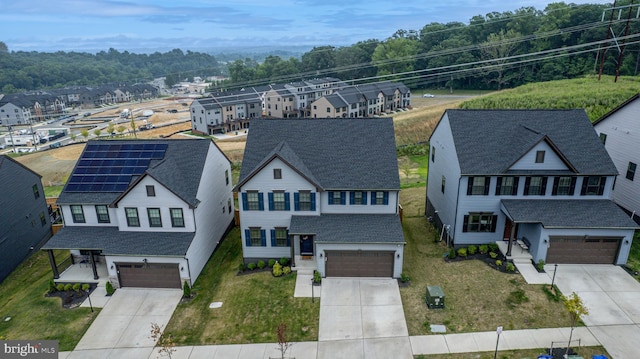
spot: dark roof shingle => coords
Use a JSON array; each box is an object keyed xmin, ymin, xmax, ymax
[{"xmin": 289, "ymin": 214, "xmax": 404, "ymax": 243}]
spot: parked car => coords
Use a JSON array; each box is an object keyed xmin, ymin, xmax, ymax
[
  {"xmin": 423, "ymin": 93, "xmax": 435, "ymax": 98},
  {"xmin": 167, "ymin": 109, "xmax": 178, "ymax": 113},
  {"xmin": 83, "ymin": 112, "xmax": 91, "ymax": 117},
  {"xmin": 49, "ymin": 142, "xmax": 62, "ymax": 149}
]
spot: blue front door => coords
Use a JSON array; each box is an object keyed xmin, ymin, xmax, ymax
[{"xmin": 300, "ymin": 235, "xmax": 314, "ymax": 256}]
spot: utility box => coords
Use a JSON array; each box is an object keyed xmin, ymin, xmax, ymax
[{"xmin": 426, "ymin": 285, "xmax": 445, "ymax": 309}]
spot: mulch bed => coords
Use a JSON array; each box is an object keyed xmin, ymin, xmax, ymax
[
  {"xmin": 45, "ymin": 283, "xmax": 98, "ymax": 309},
  {"xmin": 444, "ymin": 251, "xmax": 520, "ymax": 274}
]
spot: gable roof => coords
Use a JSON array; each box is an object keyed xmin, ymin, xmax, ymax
[
  {"xmin": 289, "ymin": 214, "xmax": 404, "ymax": 244},
  {"xmin": 237, "ymin": 118, "xmax": 400, "ymax": 190},
  {"xmin": 57, "ymin": 139, "xmax": 215, "ymax": 206},
  {"xmin": 439, "ymin": 109, "xmax": 618, "ymax": 175},
  {"xmin": 0, "ymin": 155, "xmax": 42, "ymax": 180},
  {"xmin": 593, "ymin": 93, "xmax": 640, "ymax": 125}
]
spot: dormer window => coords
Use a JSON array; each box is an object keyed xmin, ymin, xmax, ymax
[{"xmin": 535, "ymin": 151, "xmax": 545, "ymax": 163}]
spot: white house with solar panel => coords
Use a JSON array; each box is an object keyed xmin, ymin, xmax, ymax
[{"xmin": 43, "ymin": 139, "xmax": 234, "ymax": 288}]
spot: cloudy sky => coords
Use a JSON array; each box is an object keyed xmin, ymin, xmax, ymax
[{"xmin": 1, "ymin": 0, "xmax": 611, "ymax": 53}]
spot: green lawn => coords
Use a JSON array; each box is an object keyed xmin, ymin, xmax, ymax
[
  {"xmin": 44, "ymin": 185, "xmax": 64, "ymax": 198},
  {"xmin": 399, "ymin": 154, "xmax": 429, "ymax": 189},
  {"xmin": 627, "ymin": 232, "xmax": 640, "ymax": 281},
  {"xmin": 165, "ymin": 228, "xmax": 320, "ymax": 345},
  {"xmin": 0, "ymin": 250, "xmax": 99, "ymax": 351}
]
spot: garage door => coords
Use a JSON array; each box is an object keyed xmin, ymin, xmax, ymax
[
  {"xmin": 116, "ymin": 262, "xmax": 181, "ymax": 288},
  {"xmin": 325, "ymin": 251, "xmax": 394, "ymax": 277},
  {"xmin": 546, "ymin": 236, "xmax": 620, "ymax": 264}
]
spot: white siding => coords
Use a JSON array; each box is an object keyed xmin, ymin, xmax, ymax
[
  {"xmin": 315, "ymin": 243, "xmax": 404, "ymax": 278},
  {"xmin": 190, "ymin": 101, "xmax": 208, "ymax": 133},
  {"xmin": 509, "ymin": 142, "xmax": 570, "ymax": 171},
  {"xmin": 594, "ymin": 98, "xmax": 640, "ymax": 217},
  {"xmin": 60, "ymin": 204, "xmax": 118, "ymax": 227}
]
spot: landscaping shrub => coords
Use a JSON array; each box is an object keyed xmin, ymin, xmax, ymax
[
  {"xmin": 506, "ymin": 262, "xmax": 515, "ymax": 272},
  {"xmin": 495, "ymin": 260, "xmax": 503, "ymax": 267},
  {"xmin": 106, "ymin": 281, "xmax": 116, "ymax": 296},
  {"xmin": 48, "ymin": 279, "xmax": 57, "ymax": 293},
  {"xmin": 537, "ymin": 259, "xmax": 545, "ymax": 271},
  {"xmin": 257, "ymin": 260, "xmax": 265, "ymax": 269},
  {"xmin": 238, "ymin": 263, "xmax": 245, "ymax": 272},
  {"xmin": 457, "ymin": 248, "xmax": 467, "ymax": 258},
  {"xmin": 72, "ymin": 283, "xmax": 81, "ymax": 292},
  {"xmin": 56, "ymin": 283, "xmax": 65, "ymax": 292},
  {"xmin": 63, "ymin": 284, "xmax": 72, "ymax": 292},
  {"xmin": 448, "ymin": 248, "xmax": 456, "ymax": 259},
  {"xmin": 183, "ymin": 280, "xmax": 192, "ymax": 298},
  {"xmin": 279, "ymin": 257, "xmax": 290, "ymax": 266},
  {"xmin": 268, "ymin": 259, "xmax": 276, "ymax": 268},
  {"xmin": 489, "ymin": 251, "xmax": 498, "ymax": 259},
  {"xmin": 247, "ymin": 262, "xmax": 257, "ymax": 270},
  {"xmin": 283, "ymin": 266, "xmax": 291, "ymax": 275},
  {"xmin": 313, "ymin": 270, "xmax": 322, "ymax": 284},
  {"xmin": 478, "ymin": 244, "xmax": 489, "ymax": 254},
  {"xmin": 81, "ymin": 283, "xmax": 90, "ymax": 292},
  {"xmin": 468, "ymin": 245, "xmax": 477, "ymax": 255},
  {"xmin": 400, "ymin": 272, "xmax": 410, "ymax": 283},
  {"xmin": 488, "ymin": 242, "xmax": 499, "ymax": 252},
  {"xmin": 272, "ymin": 262, "xmax": 283, "ymax": 277}
]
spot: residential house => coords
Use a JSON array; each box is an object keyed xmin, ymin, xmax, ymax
[
  {"xmin": 0, "ymin": 101, "xmax": 32, "ymax": 125},
  {"xmin": 593, "ymin": 93, "xmax": 640, "ymax": 224},
  {"xmin": 236, "ymin": 118, "xmax": 405, "ymax": 278},
  {"xmin": 190, "ymin": 88, "xmax": 261, "ymax": 135},
  {"xmin": 426, "ymin": 109, "xmax": 637, "ymax": 265},
  {"xmin": 264, "ymin": 85, "xmax": 298, "ymax": 118},
  {"xmin": 42, "ymin": 139, "xmax": 234, "ymax": 288},
  {"xmin": 0, "ymin": 155, "xmax": 53, "ymax": 283}
]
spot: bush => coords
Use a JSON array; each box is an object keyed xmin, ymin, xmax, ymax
[
  {"xmin": 106, "ymin": 281, "xmax": 116, "ymax": 296},
  {"xmin": 489, "ymin": 251, "xmax": 498, "ymax": 259},
  {"xmin": 48, "ymin": 279, "xmax": 57, "ymax": 293},
  {"xmin": 238, "ymin": 263, "xmax": 245, "ymax": 272},
  {"xmin": 268, "ymin": 259, "xmax": 277, "ymax": 268},
  {"xmin": 247, "ymin": 262, "xmax": 257, "ymax": 270},
  {"xmin": 478, "ymin": 244, "xmax": 489, "ymax": 254},
  {"xmin": 468, "ymin": 245, "xmax": 477, "ymax": 255},
  {"xmin": 495, "ymin": 260, "xmax": 503, "ymax": 267},
  {"xmin": 457, "ymin": 248, "xmax": 467, "ymax": 258},
  {"xmin": 448, "ymin": 248, "xmax": 456, "ymax": 259},
  {"xmin": 488, "ymin": 242, "xmax": 499, "ymax": 252},
  {"xmin": 81, "ymin": 283, "xmax": 90, "ymax": 292},
  {"xmin": 279, "ymin": 257, "xmax": 290, "ymax": 266},
  {"xmin": 63, "ymin": 283, "xmax": 73, "ymax": 292},
  {"xmin": 400, "ymin": 272, "xmax": 410, "ymax": 283},
  {"xmin": 313, "ymin": 270, "xmax": 322, "ymax": 283},
  {"xmin": 183, "ymin": 280, "xmax": 192, "ymax": 298},
  {"xmin": 257, "ymin": 260, "xmax": 265, "ymax": 269},
  {"xmin": 506, "ymin": 262, "xmax": 515, "ymax": 272},
  {"xmin": 56, "ymin": 283, "xmax": 65, "ymax": 292},
  {"xmin": 283, "ymin": 266, "xmax": 291, "ymax": 275},
  {"xmin": 72, "ymin": 283, "xmax": 81, "ymax": 292},
  {"xmin": 537, "ymin": 259, "xmax": 545, "ymax": 271},
  {"xmin": 272, "ymin": 262, "xmax": 283, "ymax": 277}
]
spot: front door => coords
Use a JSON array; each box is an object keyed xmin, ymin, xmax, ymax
[
  {"xmin": 300, "ymin": 235, "xmax": 314, "ymax": 256},
  {"xmin": 503, "ymin": 220, "xmax": 512, "ymax": 241}
]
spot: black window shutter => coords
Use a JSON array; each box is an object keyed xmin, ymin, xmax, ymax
[
  {"xmin": 495, "ymin": 177, "xmax": 502, "ymax": 195},
  {"xmin": 245, "ymin": 229, "xmax": 251, "ymax": 246},
  {"xmin": 523, "ymin": 177, "xmax": 531, "ymax": 196},
  {"xmin": 580, "ymin": 177, "xmax": 588, "ymax": 195},
  {"xmin": 462, "ymin": 215, "xmax": 469, "ymax": 232},
  {"xmin": 541, "ymin": 177, "xmax": 548, "ymax": 195},
  {"xmin": 598, "ymin": 176, "xmax": 607, "ymax": 195},
  {"xmin": 512, "ymin": 177, "xmax": 520, "ymax": 195},
  {"xmin": 483, "ymin": 177, "xmax": 490, "ymax": 195},
  {"xmin": 491, "ymin": 215, "xmax": 498, "ymax": 232},
  {"xmin": 569, "ymin": 177, "xmax": 577, "ymax": 195},
  {"xmin": 467, "ymin": 177, "xmax": 474, "ymax": 195},
  {"xmin": 552, "ymin": 177, "xmax": 559, "ymax": 195}
]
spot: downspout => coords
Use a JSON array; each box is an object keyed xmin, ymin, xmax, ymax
[{"xmin": 452, "ymin": 176, "xmax": 462, "ymax": 247}]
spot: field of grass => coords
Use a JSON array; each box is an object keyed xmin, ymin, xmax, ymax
[
  {"xmin": 416, "ymin": 345, "xmax": 610, "ymax": 359},
  {"xmin": 393, "ymin": 97, "xmax": 466, "ymax": 145},
  {"xmin": 399, "ymin": 187, "xmax": 571, "ymax": 335},
  {"xmin": 165, "ymin": 228, "xmax": 320, "ymax": 345},
  {"xmin": 460, "ymin": 75, "xmax": 640, "ymax": 121},
  {"xmin": 0, "ymin": 250, "xmax": 99, "ymax": 351},
  {"xmin": 627, "ymin": 232, "xmax": 640, "ymax": 281},
  {"xmin": 399, "ymin": 154, "xmax": 429, "ymax": 189}
]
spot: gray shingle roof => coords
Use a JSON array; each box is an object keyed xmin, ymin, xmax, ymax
[
  {"xmin": 443, "ymin": 109, "xmax": 618, "ymax": 175},
  {"xmin": 289, "ymin": 214, "xmax": 404, "ymax": 243},
  {"xmin": 501, "ymin": 199, "xmax": 638, "ymax": 229},
  {"xmin": 237, "ymin": 118, "xmax": 400, "ymax": 190},
  {"xmin": 42, "ymin": 226, "xmax": 195, "ymax": 255},
  {"xmin": 57, "ymin": 139, "xmax": 213, "ymax": 206}
]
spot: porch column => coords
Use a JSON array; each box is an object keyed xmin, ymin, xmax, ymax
[
  {"xmin": 89, "ymin": 251, "xmax": 99, "ymax": 280},
  {"xmin": 506, "ymin": 222, "xmax": 516, "ymax": 256},
  {"xmin": 290, "ymin": 234, "xmax": 295, "ymax": 267},
  {"xmin": 47, "ymin": 250, "xmax": 60, "ymax": 279}
]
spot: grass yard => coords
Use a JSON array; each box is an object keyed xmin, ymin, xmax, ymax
[
  {"xmin": 165, "ymin": 228, "xmax": 320, "ymax": 345},
  {"xmin": 627, "ymin": 232, "xmax": 640, "ymax": 282},
  {"xmin": 415, "ymin": 345, "xmax": 611, "ymax": 359},
  {"xmin": 0, "ymin": 250, "xmax": 99, "ymax": 351},
  {"xmin": 399, "ymin": 187, "xmax": 571, "ymax": 335},
  {"xmin": 399, "ymin": 154, "xmax": 429, "ymax": 189}
]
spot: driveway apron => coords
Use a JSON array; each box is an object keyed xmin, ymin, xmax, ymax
[{"xmin": 318, "ymin": 278, "xmax": 412, "ymax": 359}]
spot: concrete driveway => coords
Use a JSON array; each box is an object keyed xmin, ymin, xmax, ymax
[
  {"xmin": 318, "ymin": 278, "xmax": 412, "ymax": 359},
  {"xmin": 68, "ymin": 288, "xmax": 182, "ymax": 358},
  {"xmin": 549, "ymin": 264, "xmax": 640, "ymax": 359}
]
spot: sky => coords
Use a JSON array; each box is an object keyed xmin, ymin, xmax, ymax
[{"xmin": 0, "ymin": 0, "xmax": 612, "ymax": 53}]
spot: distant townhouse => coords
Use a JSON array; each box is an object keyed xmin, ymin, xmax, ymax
[
  {"xmin": 264, "ymin": 85, "xmax": 298, "ymax": 118},
  {"xmin": 309, "ymin": 82, "xmax": 411, "ymax": 118},
  {"xmin": 191, "ymin": 88, "xmax": 261, "ymax": 135},
  {"xmin": 0, "ymin": 98, "xmax": 33, "ymax": 125}
]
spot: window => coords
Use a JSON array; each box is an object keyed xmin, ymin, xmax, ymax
[
  {"xmin": 147, "ymin": 208, "xmax": 162, "ymax": 227},
  {"xmin": 326, "ymin": 107, "xmax": 331, "ymax": 113},
  {"xmin": 269, "ymin": 191, "xmax": 289, "ymax": 211},
  {"xmin": 463, "ymin": 213, "xmax": 497, "ymax": 232},
  {"xmin": 599, "ymin": 133, "xmax": 607, "ymax": 144},
  {"xmin": 441, "ymin": 176, "xmax": 446, "ymax": 193},
  {"xmin": 228, "ymin": 199, "xmax": 232, "ymax": 213},
  {"xmin": 371, "ymin": 191, "xmax": 389, "ymax": 205},
  {"xmin": 146, "ymin": 185, "xmax": 155, "ymax": 197},
  {"xmin": 581, "ymin": 176, "xmax": 606, "ymax": 196},
  {"xmin": 431, "ymin": 146, "xmax": 435, "ymax": 162},
  {"xmin": 328, "ymin": 191, "xmax": 346, "ymax": 205},
  {"xmin": 32, "ymin": 184, "xmax": 40, "ymax": 199},
  {"xmin": 225, "ymin": 169, "xmax": 229, "ymax": 185},
  {"xmin": 125, "ymin": 207, "xmax": 140, "ymax": 227},
  {"xmin": 272, "ymin": 228, "xmax": 289, "ymax": 247},
  {"xmin": 295, "ymin": 191, "xmax": 315, "ymax": 211},
  {"xmin": 552, "ymin": 176, "xmax": 576, "ymax": 196},
  {"xmin": 245, "ymin": 227, "xmax": 265, "ymax": 247},
  {"xmin": 535, "ymin": 151, "xmax": 545, "ymax": 163},
  {"xmin": 626, "ymin": 162, "xmax": 637, "ymax": 181},
  {"xmin": 350, "ymin": 191, "xmax": 368, "ymax": 205},
  {"xmin": 524, "ymin": 176, "xmax": 547, "ymax": 196},
  {"xmin": 170, "ymin": 208, "xmax": 185, "ymax": 227},
  {"xmin": 70, "ymin": 205, "xmax": 85, "ymax": 223},
  {"xmin": 467, "ymin": 177, "xmax": 490, "ymax": 195},
  {"xmin": 243, "ymin": 191, "xmax": 264, "ymax": 211},
  {"xmin": 95, "ymin": 205, "xmax": 110, "ymax": 223},
  {"xmin": 39, "ymin": 212, "xmax": 46, "ymax": 226},
  {"xmin": 495, "ymin": 177, "xmax": 519, "ymax": 196},
  {"xmin": 273, "ymin": 168, "xmax": 282, "ymax": 179}
]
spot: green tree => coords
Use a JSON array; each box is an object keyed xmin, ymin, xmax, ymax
[
  {"xmin": 563, "ymin": 292, "xmax": 589, "ymax": 358},
  {"xmin": 130, "ymin": 117, "xmax": 137, "ymax": 139},
  {"xmin": 301, "ymin": 46, "xmax": 336, "ymax": 75},
  {"xmin": 80, "ymin": 129, "xmax": 89, "ymax": 141},
  {"xmin": 116, "ymin": 125, "xmax": 126, "ymax": 135},
  {"xmin": 93, "ymin": 128, "xmax": 102, "ymax": 137},
  {"xmin": 372, "ymin": 38, "xmax": 419, "ymax": 78},
  {"xmin": 478, "ymin": 29, "xmax": 523, "ymax": 90},
  {"xmin": 70, "ymin": 133, "xmax": 77, "ymax": 142},
  {"xmin": 0, "ymin": 41, "xmax": 7, "ymax": 53},
  {"xmin": 106, "ymin": 122, "xmax": 115, "ymax": 135}
]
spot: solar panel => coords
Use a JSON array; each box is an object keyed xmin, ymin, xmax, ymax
[{"xmin": 66, "ymin": 142, "xmax": 168, "ymax": 192}]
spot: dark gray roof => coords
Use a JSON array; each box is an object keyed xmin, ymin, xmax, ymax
[
  {"xmin": 57, "ymin": 139, "xmax": 214, "ymax": 206},
  {"xmin": 237, "ymin": 118, "xmax": 400, "ymax": 190},
  {"xmin": 443, "ymin": 110, "xmax": 618, "ymax": 175},
  {"xmin": 289, "ymin": 214, "xmax": 404, "ymax": 243},
  {"xmin": 42, "ymin": 226, "xmax": 195, "ymax": 256},
  {"xmin": 501, "ymin": 199, "xmax": 638, "ymax": 229},
  {"xmin": 324, "ymin": 93, "xmax": 348, "ymax": 108}
]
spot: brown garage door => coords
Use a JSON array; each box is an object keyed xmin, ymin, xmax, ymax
[
  {"xmin": 325, "ymin": 251, "xmax": 394, "ymax": 277},
  {"xmin": 117, "ymin": 262, "xmax": 181, "ymax": 288},
  {"xmin": 546, "ymin": 236, "xmax": 620, "ymax": 264}
]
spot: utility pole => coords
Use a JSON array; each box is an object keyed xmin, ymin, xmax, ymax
[{"xmin": 598, "ymin": 1, "xmax": 640, "ymax": 81}]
